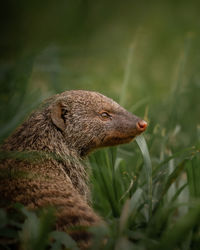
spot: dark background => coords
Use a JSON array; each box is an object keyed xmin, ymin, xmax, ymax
[{"xmin": 0, "ymin": 0, "xmax": 200, "ymax": 148}]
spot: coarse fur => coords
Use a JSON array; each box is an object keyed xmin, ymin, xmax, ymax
[{"xmin": 0, "ymin": 90, "xmax": 147, "ymax": 248}]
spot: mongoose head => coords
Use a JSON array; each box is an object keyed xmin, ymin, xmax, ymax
[{"xmin": 50, "ymin": 90, "xmax": 147, "ymax": 157}]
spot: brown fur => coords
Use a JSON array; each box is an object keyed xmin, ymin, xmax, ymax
[{"xmin": 0, "ymin": 90, "xmax": 147, "ymax": 248}]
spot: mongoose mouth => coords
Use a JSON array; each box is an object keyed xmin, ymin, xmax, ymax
[
  {"xmin": 102, "ymin": 120, "xmax": 148, "ymax": 146},
  {"xmin": 104, "ymin": 134, "xmax": 135, "ymax": 144},
  {"xmin": 111, "ymin": 135, "xmax": 136, "ymax": 145},
  {"xmin": 101, "ymin": 134, "xmax": 135, "ymax": 147},
  {"xmin": 102, "ymin": 131, "xmax": 143, "ymax": 146}
]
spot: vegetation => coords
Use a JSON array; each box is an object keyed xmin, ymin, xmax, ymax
[{"xmin": 0, "ymin": 1, "xmax": 200, "ymax": 249}]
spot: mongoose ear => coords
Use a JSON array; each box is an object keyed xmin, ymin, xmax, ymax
[{"xmin": 50, "ymin": 102, "xmax": 66, "ymax": 131}]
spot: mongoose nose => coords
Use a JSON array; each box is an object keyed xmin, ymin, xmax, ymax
[{"xmin": 136, "ymin": 120, "xmax": 148, "ymax": 131}]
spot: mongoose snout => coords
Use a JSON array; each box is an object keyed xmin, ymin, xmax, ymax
[
  {"xmin": 98, "ymin": 109, "xmax": 147, "ymax": 147},
  {"xmin": 136, "ymin": 120, "xmax": 148, "ymax": 131},
  {"xmin": 0, "ymin": 90, "xmax": 147, "ymax": 248}
]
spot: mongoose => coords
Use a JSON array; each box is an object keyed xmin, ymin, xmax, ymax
[{"xmin": 0, "ymin": 90, "xmax": 147, "ymax": 248}]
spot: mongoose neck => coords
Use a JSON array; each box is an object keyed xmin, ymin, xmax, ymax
[{"xmin": 1, "ymin": 110, "xmax": 90, "ymax": 200}]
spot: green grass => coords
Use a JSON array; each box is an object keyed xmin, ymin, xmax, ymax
[
  {"xmin": 1, "ymin": 53, "xmax": 200, "ymax": 249},
  {"xmin": 1, "ymin": 55, "xmax": 200, "ymax": 250},
  {"xmin": 86, "ymin": 43, "xmax": 200, "ymax": 249}
]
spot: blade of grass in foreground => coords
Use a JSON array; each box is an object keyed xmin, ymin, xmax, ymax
[
  {"xmin": 136, "ymin": 135, "xmax": 152, "ymax": 220},
  {"xmin": 155, "ymin": 201, "xmax": 200, "ymax": 250},
  {"xmin": 186, "ymin": 154, "xmax": 200, "ymax": 198}
]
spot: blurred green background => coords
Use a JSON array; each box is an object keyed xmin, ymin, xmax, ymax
[
  {"xmin": 1, "ymin": 0, "xmax": 199, "ymax": 146},
  {"xmin": 1, "ymin": 1, "xmax": 200, "ymax": 249}
]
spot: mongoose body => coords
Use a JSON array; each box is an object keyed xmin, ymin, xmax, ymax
[{"xmin": 0, "ymin": 90, "xmax": 147, "ymax": 247}]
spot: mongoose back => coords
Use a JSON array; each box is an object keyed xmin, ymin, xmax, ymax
[{"xmin": 0, "ymin": 90, "xmax": 147, "ymax": 248}]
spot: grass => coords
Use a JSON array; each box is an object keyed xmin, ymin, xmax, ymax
[
  {"xmin": 87, "ymin": 41, "xmax": 200, "ymax": 249},
  {"xmin": 0, "ymin": 69, "xmax": 200, "ymax": 250},
  {"xmin": 89, "ymin": 146, "xmax": 200, "ymax": 250},
  {"xmin": 1, "ymin": 79, "xmax": 200, "ymax": 250}
]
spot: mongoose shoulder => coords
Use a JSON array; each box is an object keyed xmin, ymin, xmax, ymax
[{"xmin": 0, "ymin": 90, "xmax": 147, "ymax": 247}]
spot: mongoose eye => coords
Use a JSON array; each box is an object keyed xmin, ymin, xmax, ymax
[{"xmin": 100, "ymin": 111, "xmax": 111, "ymax": 120}]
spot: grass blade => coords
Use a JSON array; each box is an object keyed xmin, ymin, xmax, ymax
[{"xmin": 136, "ymin": 135, "xmax": 152, "ymax": 220}]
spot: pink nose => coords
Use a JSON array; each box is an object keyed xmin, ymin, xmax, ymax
[{"xmin": 136, "ymin": 120, "xmax": 148, "ymax": 131}]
